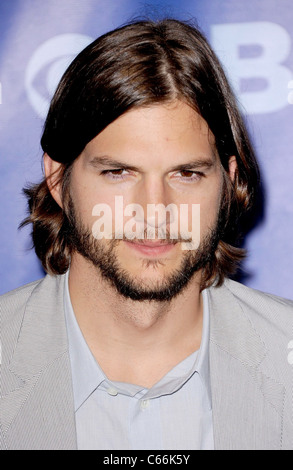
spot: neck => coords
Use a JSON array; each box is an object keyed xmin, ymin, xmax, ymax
[{"xmin": 68, "ymin": 253, "xmax": 203, "ymax": 387}]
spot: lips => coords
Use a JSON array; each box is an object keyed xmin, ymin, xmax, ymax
[
  {"xmin": 124, "ymin": 239, "xmax": 176, "ymax": 256},
  {"xmin": 131, "ymin": 240, "xmax": 174, "ymax": 246}
]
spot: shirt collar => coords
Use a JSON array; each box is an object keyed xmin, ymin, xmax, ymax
[
  {"xmin": 64, "ymin": 270, "xmax": 105, "ymax": 410},
  {"xmin": 64, "ymin": 270, "xmax": 212, "ymax": 410}
]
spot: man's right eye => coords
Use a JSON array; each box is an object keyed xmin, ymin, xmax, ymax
[{"xmin": 101, "ymin": 169, "xmax": 129, "ymax": 180}]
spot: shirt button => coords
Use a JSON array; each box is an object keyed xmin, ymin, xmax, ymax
[
  {"xmin": 140, "ymin": 399, "xmax": 150, "ymax": 410},
  {"xmin": 107, "ymin": 387, "xmax": 118, "ymax": 396}
]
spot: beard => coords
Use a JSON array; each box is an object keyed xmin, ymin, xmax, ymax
[{"xmin": 65, "ymin": 196, "xmax": 221, "ymax": 302}]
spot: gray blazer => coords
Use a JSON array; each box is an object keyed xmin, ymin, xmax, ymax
[{"xmin": 1, "ymin": 274, "xmax": 293, "ymax": 450}]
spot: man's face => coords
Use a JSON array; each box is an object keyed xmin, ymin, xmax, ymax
[{"xmin": 66, "ymin": 100, "xmax": 229, "ymax": 301}]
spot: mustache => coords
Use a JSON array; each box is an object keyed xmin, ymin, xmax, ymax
[{"xmin": 114, "ymin": 227, "xmax": 194, "ymax": 244}]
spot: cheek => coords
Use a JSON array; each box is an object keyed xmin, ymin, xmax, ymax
[
  {"xmin": 70, "ymin": 173, "xmax": 116, "ymax": 226},
  {"xmin": 198, "ymin": 182, "xmax": 223, "ymax": 233}
]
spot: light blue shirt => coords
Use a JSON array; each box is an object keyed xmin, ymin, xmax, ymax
[{"xmin": 64, "ymin": 271, "xmax": 214, "ymax": 450}]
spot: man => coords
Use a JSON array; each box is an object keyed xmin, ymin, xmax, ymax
[{"xmin": 1, "ymin": 18, "xmax": 293, "ymax": 450}]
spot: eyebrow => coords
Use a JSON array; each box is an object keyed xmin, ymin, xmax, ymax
[
  {"xmin": 88, "ymin": 156, "xmax": 140, "ymax": 172},
  {"xmin": 88, "ymin": 155, "xmax": 215, "ymax": 172},
  {"xmin": 170, "ymin": 159, "xmax": 215, "ymax": 172}
]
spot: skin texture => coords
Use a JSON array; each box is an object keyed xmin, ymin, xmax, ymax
[{"xmin": 44, "ymin": 100, "xmax": 236, "ymax": 387}]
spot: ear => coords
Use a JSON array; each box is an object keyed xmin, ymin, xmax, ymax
[
  {"xmin": 43, "ymin": 153, "xmax": 63, "ymax": 208},
  {"xmin": 228, "ymin": 155, "xmax": 237, "ymax": 182}
]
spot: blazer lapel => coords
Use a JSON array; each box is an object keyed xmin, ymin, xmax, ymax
[
  {"xmin": 1, "ymin": 274, "xmax": 77, "ymax": 450},
  {"xmin": 208, "ymin": 282, "xmax": 285, "ymax": 450}
]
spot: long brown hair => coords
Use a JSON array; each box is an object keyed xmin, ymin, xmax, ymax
[{"xmin": 21, "ymin": 18, "xmax": 259, "ymax": 289}]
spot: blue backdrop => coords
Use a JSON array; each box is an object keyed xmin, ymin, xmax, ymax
[{"xmin": 1, "ymin": 0, "xmax": 293, "ymax": 299}]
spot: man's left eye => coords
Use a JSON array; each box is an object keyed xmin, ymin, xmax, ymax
[
  {"xmin": 180, "ymin": 170, "xmax": 196, "ymax": 177},
  {"xmin": 175, "ymin": 170, "xmax": 203, "ymax": 181}
]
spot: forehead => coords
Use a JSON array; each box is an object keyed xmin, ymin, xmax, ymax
[{"xmin": 82, "ymin": 100, "xmax": 217, "ymax": 167}]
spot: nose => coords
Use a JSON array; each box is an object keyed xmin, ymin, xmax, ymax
[{"xmin": 131, "ymin": 176, "xmax": 177, "ymax": 236}]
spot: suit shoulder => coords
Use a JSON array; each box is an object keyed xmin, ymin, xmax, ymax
[
  {"xmin": 0, "ymin": 278, "xmax": 44, "ymax": 303},
  {"xmin": 209, "ymin": 278, "xmax": 293, "ymax": 356},
  {"xmin": 223, "ymin": 278, "xmax": 293, "ymax": 308},
  {"xmin": 221, "ymin": 278, "xmax": 293, "ymax": 332},
  {"xmin": 0, "ymin": 278, "xmax": 45, "ymax": 325}
]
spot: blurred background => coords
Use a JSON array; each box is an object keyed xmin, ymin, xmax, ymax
[{"xmin": 1, "ymin": 0, "xmax": 293, "ymax": 299}]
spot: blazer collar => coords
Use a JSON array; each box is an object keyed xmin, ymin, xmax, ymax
[
  {"xmin": 3, "ymin": 274, "xmax": 76, "ymax": 450},
  {"xmin": 208, "ymin": 280, "xmax": 266, "ymax": 367},
  {"xmin": 207, "ymin": 280, "xmax": 284, "ymax": 450},
  {"xmin": 9, "ymin": 274, "xmax": 68, "ymax": 380}
]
